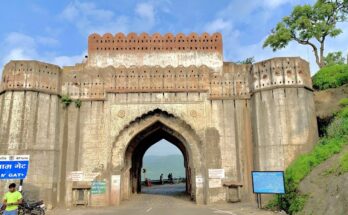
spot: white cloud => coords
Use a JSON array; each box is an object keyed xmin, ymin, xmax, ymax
[
  {"xmin": 204, "ymin": 18, "xmax": 233, "ymax": 33},
  {"xmin": 0, "ymin": 32, "xmax": 84, "ymax": 75},
  {"xmin": 135, "ymin": 3, "xmax": 155, "ymax": 21},
  {"xmin": 204, "ymin": 0, "xmax": 347, "ymax": 74},
  {"xmin": 37, "ymin": 36, "xmax": 59, "ymax": 46},
  {"xmin": 59, "ymin": 1, "xmax": 158, "ymax": 35}
]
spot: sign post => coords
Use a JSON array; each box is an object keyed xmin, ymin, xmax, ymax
[{"xmin": 251, "ymin": 171, "xmax": 285, "ymax": 209}]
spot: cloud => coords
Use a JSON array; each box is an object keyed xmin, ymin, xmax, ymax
[
  {"xmin": 59, "ymin": 1, "xmax": 158, "ymax": 35},
  {"xmin": 202, "ymin": 0, "xmax": 347, "ymax": 74},
  {"xmin": 0, "ymin": 32, "xmax": 84, "ymax": 74},
  {"xmin": 135, "ymin": 3, "xmax": 155, "ymax": 22},
  {"xmin": 204, "ymin": 18, "xmax": 233, "ymax": 33}
]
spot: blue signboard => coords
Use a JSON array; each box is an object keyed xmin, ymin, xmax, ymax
[
  {"xmin": 252, "ymin": 171, "xmax": 285, "ymax": 194},
  {"xmin": 0, "ymin": 155, "xmax": 30, "ymax": 180}
]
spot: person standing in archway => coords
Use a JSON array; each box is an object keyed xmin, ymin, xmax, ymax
[{"xmin": 160, "ymin": 174, "xmax": 164, "ymax": 185}]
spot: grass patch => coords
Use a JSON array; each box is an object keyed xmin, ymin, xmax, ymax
[
  {"xmin": 312, "ymin": 64, "xmax": 348, "ymax": 90},
  {"xmin": 338, "ymin": 151, "xmax": 348, "ymax": 174},
  {"xmin": 339, "ymin": 98, "xmax": 348, "ymax": 107}
]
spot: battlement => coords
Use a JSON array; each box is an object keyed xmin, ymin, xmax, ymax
[
  {"xmin": 251, "ymin": 57, "xmax": 312, "ymax": 92},
  {"xmin": 86, "ymin": 32, "xmax": 224, "ymax": 71},
  {"xmin": 1, "ymin": 60, "xmax": 61, "ymax": 94},
  {"xmin": 88, "ymin": 32, "xmax": 222, "ymax": 54}
]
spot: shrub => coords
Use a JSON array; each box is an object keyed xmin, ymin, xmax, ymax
[
  {"xmin": 61, "ymin": 95, "xmax": 72, "ymax": 107},
  {"xmin": 312, "ymin": 64, "xmax": 348, "ymax": 90}
]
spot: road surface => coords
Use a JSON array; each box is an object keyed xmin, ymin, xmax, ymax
[{"xmin": 50, "ymin": 184, "xmax": 281, "ymax": 215}]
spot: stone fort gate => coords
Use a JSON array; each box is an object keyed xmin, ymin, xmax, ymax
[{"xmin": 0, "ymin": 32, "xmax": 318, "ymax": 208}]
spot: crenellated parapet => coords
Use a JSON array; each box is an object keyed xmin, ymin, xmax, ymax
[
  {"xmin": 88, "ymin": 32, "xmax": 222, "ymax": 53},
  {"xmin": 251, "ymin": 57, "xmax": 312, "ymax": 92},
  {"xmin": 0, "ymin": 60, "xmax": 61, "ymax": 95},
  {"xmin": 86, "ymin": 32, "xmax": 224, "ymax": 71},
  {"xmin": 0, "ymin": 58, "xmax": 313, "ymax": 101},
  {"xmin": 60, "ymin": 64, "xmax": 252, "ymax": 100}
]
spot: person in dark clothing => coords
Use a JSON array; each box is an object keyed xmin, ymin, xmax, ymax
[{"xmin": 160, "ymin": 174, "xmax": 164, "ymax": 185}]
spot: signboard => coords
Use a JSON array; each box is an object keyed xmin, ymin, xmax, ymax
[
  {"xmin": 252, "ymin": 171, "xmax": 285, "ymax": 194},
  {"xmin": 195, "ymin": 175, "xmax": 204, "ymax": 188},
  {"xmin": 208, "ymin": 169, "xmax": 225, "ymax": 179},
  {"xmin": 70, "ymin": 171, "xmax": 83, "ymax": 181},
  {"xmin": 209, "ymin": 178, "xmax": 222, "ymax": 188},
  {"xmin": 91, "ymin": 181, "xmax": 106, "ymax": 195},
  {"xmin": 111, "ymin": 175, "xmax": 121, "ymax": 206},
  {"xmin": 0, "ymin": 155, "xmax": 29, "ymax": 180},
  {"xmin": 70, "ymin": 171, "xmax": 99, "ymax": 182},
  {"xmin": 83, "ymin": 172, "xmax": 99, "ymax": 181},
  {"xmin": 111, "ymin": 175, "xmax": 121, "ymax": 187}
]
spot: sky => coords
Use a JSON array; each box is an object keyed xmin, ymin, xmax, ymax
[
  {"xmin": 144, "ymin": 139, "xmax": 182, "ymax": 156},
  {"xmin": 1, "ymin": 0, "xmax": 348, "ymax": 75}
]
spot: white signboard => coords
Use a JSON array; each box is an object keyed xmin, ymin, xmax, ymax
[
  {"xmin": 112, "ymin": 175, "xmax": 121, "ymax": 187},
  {"xmin": 71, "ymin": 171, "xmax": 83, "ymax": 181},
  {"xmin": 208, "ymin": 169, "xmax": 225, "ymax": 179},
  {"xmin": 83, "ymin": 172, "xmax": 100, "ymax": 181},
  {"xmin": 70, "ymin": 171, "xmax": 99, "ymax": 182},
  {"xmin": 209, "ymin": 178, "xmax": 222, "ymax": 188},
  {"xmin": 195, "ymin": 175, "xmax": 204, "ymax": 188},
  {"xmin": 111, "ymin": 175, "xmax": 121, "ymax": 205}
]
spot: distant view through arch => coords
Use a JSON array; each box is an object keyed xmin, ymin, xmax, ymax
[{"xmin": 141, "ymin": 139, "xmax": 186, "ymax": 195}]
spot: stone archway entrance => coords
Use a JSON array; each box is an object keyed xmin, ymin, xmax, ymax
[
  {"xmin": 126, "ymin": 121, "xmax": 191, "ymax": 195},
  {"xmin": 110, "ymin": 109, "xmax": 205, "ymax": 205}
]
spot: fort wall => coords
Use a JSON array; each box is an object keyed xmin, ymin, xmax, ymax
[
  {"xmin": 251, "ymin": 58, "xmax": 318, "ymax": 170},
  {"xmin": 0, "ymin": 32, "xmax": 319, "ymax": 208}
]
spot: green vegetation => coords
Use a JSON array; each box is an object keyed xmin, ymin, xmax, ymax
[
  {"xmin": 312, "ymin": 64, "xmax": 348, "ymax": 90},
  {"xmin": 339, "ymin": 98, "xmax": 348, "ymax": 106},
  {"xmin": 338, "ymin": 151, "xmax": 348, "ymax": 174},
  {"xmin": 60, "ymin": 95, "xmax": 82, "ymax": 108},
  {"xmin": 60, "ymin": 95, "xmax": 73, "ymax": 107},
  {"xmin": 324, "ymin": 51, "xmax": 347, "ymax": 66},
  {"xmin": 236, "ymin": 57, "xmax": 255, "ymax": 65},
  {"xmin": 74, "ymin": 99, "xmax": 82, "ymax": 108},
  {"xmin": 267, "ymin": 104, "xmax": 348, "ymax": 214},
  {"xmin": 263, "ymin": 0, "xmax": 348, "ymax": 68}
]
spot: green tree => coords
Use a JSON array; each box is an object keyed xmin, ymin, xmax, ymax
[
  {"xmin": 324, "ymin": 51, "xmax": 346, "ymax": 65},
  {"xmin": 236, "ymin": 57, "xmax": 255, "ymax": 64},
  {"xmin": 263, "ymin": 0, "xmax": 348, "ymax": 68}
]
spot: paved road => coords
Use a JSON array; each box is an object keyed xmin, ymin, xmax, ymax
[{"xmin": 51, "ymin": 184, "xmax": 280, "ymax": 215}]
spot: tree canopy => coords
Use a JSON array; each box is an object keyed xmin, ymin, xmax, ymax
[
  {"xmin": 263, "ymin": 0, "xmax": 348, "ymax": 68},
  {"xmin": 324, "ymin": 51, "xmax": 347, "ymax": 65}
]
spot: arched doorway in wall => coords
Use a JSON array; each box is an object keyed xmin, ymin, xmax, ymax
[
  {"xmin": 141, "ymin": 140, "xmax": 186, "ymax": 196},
  {"xmin": 125, "ymin": 122, "xmax": 191, "ymax": 197},
  {"xmin": 111, "ymin": 109, "xmax": 205, "ymax": 204}
]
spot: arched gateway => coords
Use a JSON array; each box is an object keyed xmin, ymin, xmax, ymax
[
  {"xmin": 110, "ymin": 109, "xmax": 205, "ymax": 204},
  {"xmin": 0, "ymin": 32, "xmax": 318, "ymax": 208}
]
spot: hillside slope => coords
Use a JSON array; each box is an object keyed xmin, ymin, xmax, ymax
[
  {"xmin": 314, "ymin": 84, "xmax": 348, "ymax": 119},
  {"xmin": 297, "ymin": 146, "xmax": 348, "ymax": 215}
]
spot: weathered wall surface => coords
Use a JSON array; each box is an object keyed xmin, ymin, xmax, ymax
[
  {"xmin": 0, "ymin": 91, "xmax": 60, "ymax": 208},
  {"xmin": 251, "ymin": 58, "xmax": 318, "ymax": 170}
]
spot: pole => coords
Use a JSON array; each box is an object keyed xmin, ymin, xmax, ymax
[{"xmin": 19, "ymin": 179, "xmax": 23, "ymax": 192}]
